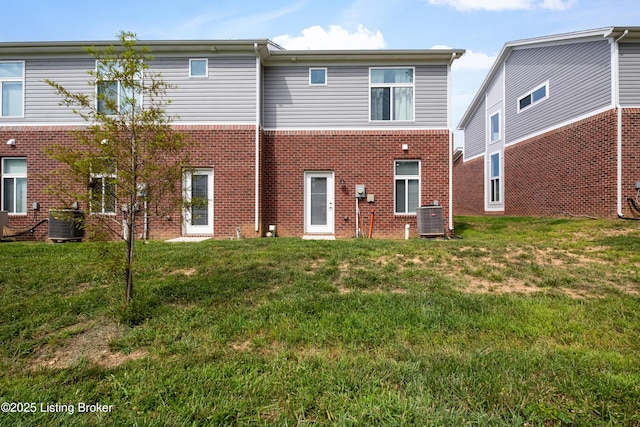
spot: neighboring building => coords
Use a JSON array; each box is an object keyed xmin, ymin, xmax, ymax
[
  {"xmin": 454, "ymin": 27, "xmax": 640, "ymax": 219},
  {"xmin": 0, "ymin": 39, "xmax": 464, "ymax": 240}
]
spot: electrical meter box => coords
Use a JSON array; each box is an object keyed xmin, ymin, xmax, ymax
[{"xmin": 355, "ymin": 184, "xmax": 366, "ymax": 198}]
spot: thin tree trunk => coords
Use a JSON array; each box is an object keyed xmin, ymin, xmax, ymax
[{"xmin": 125, "ymin": 211, "xmax": 135, "ymax": 306}]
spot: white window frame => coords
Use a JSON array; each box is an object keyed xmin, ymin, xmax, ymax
[
  {"xmin": 489, "ymin": 152, "xmax": 501, "ymax": 205},
  {"xmin": 89, "ymin": 159, "xmax": 116, "ymax": 215},
  {"xmin": 394, "ymin": 160, "xmax": 420, "ymax": 215},
  {"xmin": 369, "ymin": 67, "xmax": 415, "ymax": 122},
  {"xmin": 490, "ymin": 111, "xmax": 500, "ymax": 143},
  {"xmin": 189, "ymin": 59, "xmax": 208, "ymax": 78},
  {"xmin": 517, "ymin": 81, "xmax": 549, "ymax": 113},
  {"xmin": 95, "ymin": 60, "xmax": 143, "ymax": 115},
  {"xmin": 309, "ymin": 68, "xmax": 327, "ymax": 86},
  {"xmin": 0, "ymin": 61, "xmax": 25, "ymax": 118},
  {"xmin": 1, "ymin": 157, "xmax": 27, "ymax": 215}
]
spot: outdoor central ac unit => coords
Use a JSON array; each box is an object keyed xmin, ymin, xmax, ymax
[
  {"xmin": 416, "ymin": 205, "xmax": 444, "ymax": 237},
  {"xmin": 48, "ymin": 210, "xmax": 85, "ymax": 242}
]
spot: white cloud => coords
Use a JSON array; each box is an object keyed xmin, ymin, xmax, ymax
[
  {"xmin": 432, "ymin": 45, "xmax": 497, "ymax": 70},
  {"xmin": 427, "ymin": 0, "xmax": 577, "ymax": 11},
  {"xmin": 273, "ymin": 24, "xmax": 386, "ymax": 50},
  {"xmin": 453, "ymin": 50, "xmax": 498, "ymax": 70}
]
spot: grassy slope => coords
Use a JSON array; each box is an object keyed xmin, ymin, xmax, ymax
[{"xmin": 0, "ymin": 216, "xmax": 639, "ymax": 426}]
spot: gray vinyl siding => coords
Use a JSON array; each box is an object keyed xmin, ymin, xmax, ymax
[
  {"xmin": 504, "ymin": 40, "xmax": 611, "ymax": 143},
  {"xmin": 619, "ymin": 43, "xmax": 640, "ymax": 105},
  {"xmin": 155, "ymin": 56, "xmax": 256, "ymax": 123},
  {"xmin": 463, "ymin": 103, "xmax": 485, "ymax": 160},
  {"xmin": 13, "ymin": 55, "xmax": 257, "ymax": 124},
  {"xmin": 263, "ymin": 64, "xmax": 448, "ymax": 129},
  {"xmin": 486, "ymin": 68, "xmax": 503, "ymax": 111},
  {"xmin": 22, "ymin": 58, "xmax": 94, "ymax": 124}
]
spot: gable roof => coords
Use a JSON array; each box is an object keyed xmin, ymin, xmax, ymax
[{"xmin": 457, "ymin": 26, "xmax": 640, "ymax": 130}]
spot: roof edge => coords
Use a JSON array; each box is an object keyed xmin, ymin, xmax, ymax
[{"xmin": 457, "ymin": 27, "xmax": 622, "ymax": 130}]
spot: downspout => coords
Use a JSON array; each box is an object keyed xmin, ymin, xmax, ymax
[
  {"xmin": 448, "ymin": 52, "xmax": 456, "ymax": 232},
  {"xmin": 254, "ymin": 43, "xmax": 261, "ymax": 233},
  {"xmin": 614, "ymin": 30, "xmax": 628, "ymax": 218}
]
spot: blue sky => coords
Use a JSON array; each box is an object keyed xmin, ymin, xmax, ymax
[{"xmin": 2, "ymin": 0, "xmax": 639, "ymax": 144}]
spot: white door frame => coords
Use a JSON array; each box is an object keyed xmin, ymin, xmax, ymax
[
  {"xmin": 183, "ymin": 168, "xmax": 214, "ymax": 235},
  {"xmin": 304, "ymin": 171, "xmax": 334, "ymax": 235}
]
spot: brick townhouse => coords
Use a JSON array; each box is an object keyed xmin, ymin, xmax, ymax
[{"xmin": 0, "ymin": 39, "xmax": 464, "ymax": 240}]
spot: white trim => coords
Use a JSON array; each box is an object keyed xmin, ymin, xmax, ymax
[
  {"xmin": 393, "ymin": 159, "xmax": 421, "ymax": 215},
  {"xmin": 1, "ymin": 157, "xmax": 27, "ymax": 214},
  {"xmin": 489, "ymin": 111, "xmax": 501, "ymax": 143},
  {"xmin": 309, "ymin": 67, "xmax": 327, "ymax": 86},
  {"xmin": 304, "ymin": 171, "xmax": 334, "ymax": 235},
  {"xmin": 505, "ymin": 105, "xmax": 614, "ymax": 147},
  {"xmin": 448, "ymin": 130, "xmax": 453, "ymax": 231},
  {"xmin": 487, "ymin": 150, "xmax": 503, "ymax": 208},
  {"xmin": 369, "ymin": 66, "xmax": 416, "ymax": 123},
  {"xmin": 517, "ymin": 80, "xmax": 549, "ymax": 113},
  {"xmin": 463, "ymin": 151, "xmax": 484, "ymax": 162},
  {"xmin": 0, "ymin": 60, "xmax": 25, "ymax": 119},
  {"xmin": 183, "ymin": 168, "xmax": 214, "ymax": 236},
  {"xmin": 263, "ymin": 126, "xmax": 447, "ymax": 132},
  {"xmin": 189, "ymin": 58, "xmax": 208, "ymax": 78},
  {"xmin": 612, "ymin": 39, "xmax": 623, "ymax": 217}
]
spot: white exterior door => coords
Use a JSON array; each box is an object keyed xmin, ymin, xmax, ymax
[
  {"xmin": 305, "ymin": 172, "xmax": 334, "ymax": 234},
  {"xmin": 183, "ymin": 169, "xmax": 214, "ymax": 235}
]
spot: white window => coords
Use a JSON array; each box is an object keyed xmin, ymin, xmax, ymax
[
  {"xmin": 96, "ymin": 61, "xmax": 142, "ymax": 115},
  {"xmin": 2, "ymin": 158, "xmax": 27, "ymax": 214},
  {"xmin": 309, "ymin": 68, "xmax": 327, "ymax": 85},
  {"xmin": 190, "ymin": 59, "xmax": 208, "ymax": 78},
  {"xmin": 518, "ymin": 81, "xmax": 548, "ymax": 112},
  {"xmin": 0, "ymin": 62, "xmax": 24, "ymax": 117},
  {"xmin": 395, "ymin": 160, "xmax": 420, "ymax": 214},
  {"xmin": 370, "ymin": 67, "xmax": 414, "ymax": 121},
  {"xmin": 89, "ymin": 158, "xmax": 116, "ymax": 214},
  {"xmin": 489, "ymin": 153, "xmax": 500, "ymax": 204},
  {"xmin": 490, "ymin": 112, "xmax": 500, "ymax": 142}
]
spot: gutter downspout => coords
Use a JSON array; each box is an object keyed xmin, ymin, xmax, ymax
[
  {"xmin": 448, "ymin": 53, "xmax": 455, "ymax": 232},
  {"xmin": 254, "ymin": 43, "xmax": 261, "ymax": 233},
  {"xmin": 614, "ymin": 30, "xmax": 628, "ymax": 218}
]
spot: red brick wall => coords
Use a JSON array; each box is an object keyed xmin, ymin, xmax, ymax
[
  {"xmin": 452, "ymin": 154, "xmax": 484, "ymax": 216},
  {"xmin": 0, "ymin": 126, "xmax": 257, "ymax": 241},
  {"xmin": 1, "ymin": 126, "xmax": 452, "ymax": 241},
  {"xmin": 262, "ymin": 129, "xmax": 452, "ymax": 239},
  {"xmin": 453, "ymin": 109, "xmax": 626, "ymax": 218},
  {"xmin": 504, "ymin": 109, "xmax": 617, "ymax": 217},
  {"xmin": 622, "ymin": 108, "xmax": 640, "ymax": 218}
]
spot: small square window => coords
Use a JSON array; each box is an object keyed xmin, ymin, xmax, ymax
[
  {"xmin": 309, "ymin": 68, "xmax": 327, "ymax": 85},
  {"xmin": 190, "ymin": 59, "xmax": 208, "ymax": 78}
]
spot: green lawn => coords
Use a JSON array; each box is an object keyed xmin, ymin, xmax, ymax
[{"xmin": 1, "ymin": 216, "xmax": 639, "ymax": 426}]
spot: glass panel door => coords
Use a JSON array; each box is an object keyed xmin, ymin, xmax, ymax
[
  {"xmin": 305, "ymin": 172, "xmax": 334, "ymax": 234},
  {"xmin": 184, "ymin": 169, "xmax": 213, "ymax": 235}
]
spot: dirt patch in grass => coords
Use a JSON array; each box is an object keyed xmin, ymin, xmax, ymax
[{"xmin": 31, "ymin": 319, "xmax": 146, "ymax": 370}]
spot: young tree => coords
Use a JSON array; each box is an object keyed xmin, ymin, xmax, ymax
[{"xmin": 46, "ymin": 31, "xmax": 188, "ymax": 306}]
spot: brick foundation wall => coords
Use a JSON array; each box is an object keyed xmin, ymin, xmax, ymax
[
  {"xmin": 452, "ymin": 154, "xmax": 484, "ymax": 216},
  {"xmin": 504, "ymin": 109, "xmax": 617, "ymax": 217},
  {"xmin": 262, "ymin": 129, "xmax": 452, "ymax": 239}
]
